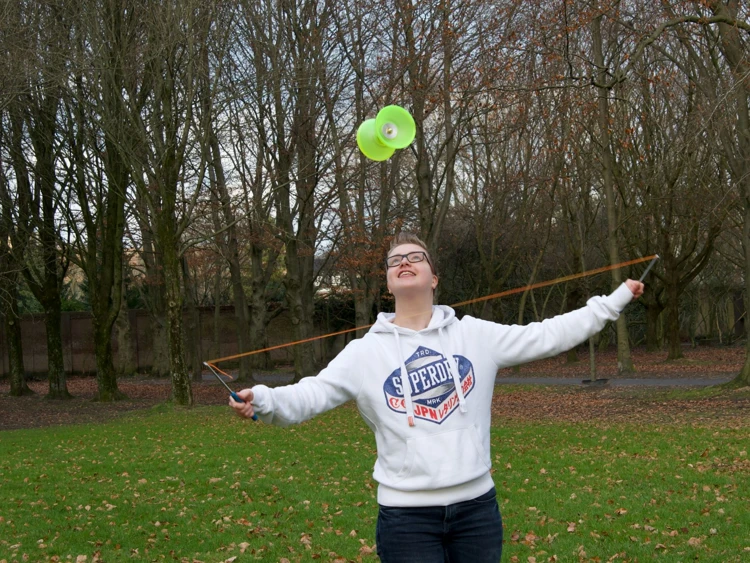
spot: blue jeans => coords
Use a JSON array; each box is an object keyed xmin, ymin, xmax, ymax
[{"xmin": 376, "ymin": 487, "xmax": 503, "ymax": 562}]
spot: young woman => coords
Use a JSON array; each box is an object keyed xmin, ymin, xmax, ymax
[{"xmin": 231, "ymin": 232, "xmax": 644, "ymax": 562}]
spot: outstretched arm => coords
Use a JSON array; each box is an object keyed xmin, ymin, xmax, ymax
[
  {"xmin": 474, "ymin": 281, "xmax": 640, "ymax": 368},
  {"xmin": 228, "ymin": 339, "xmax": 366, "ymax": 427}
]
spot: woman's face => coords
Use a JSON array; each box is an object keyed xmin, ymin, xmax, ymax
[{"xmin": 386, "ymin": 243, "xmax": 438, "ymax": 299}]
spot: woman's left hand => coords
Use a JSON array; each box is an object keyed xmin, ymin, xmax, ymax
[{"xmin": 625, "ymin": 279, "xmax": 644, "ymax": 300}]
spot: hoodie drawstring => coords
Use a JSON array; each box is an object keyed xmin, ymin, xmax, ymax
[
  {"xmin": 439, "ymin": 327, "xmax": 468, "ymax": 413},
  {"xmin": 392, "ymin": 329, "xmax": 416, "ymax": 427}
]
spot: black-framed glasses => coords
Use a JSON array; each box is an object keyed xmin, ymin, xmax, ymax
[{"xmin": 386, "ymin": 251, "xmax": 430, "ymax": 268}]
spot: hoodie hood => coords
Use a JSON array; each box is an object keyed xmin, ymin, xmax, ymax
[
  {"xmin": 371, "ymin": 305, "xmax": 457, "ymax": 335},
  {"xmin": 371, "ymin": 306, "xmax": 466, "ymax": 427}
]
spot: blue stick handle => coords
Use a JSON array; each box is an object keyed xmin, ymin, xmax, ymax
[
  {"xmin": 231, "ymin": 392, "xmax": 258, "ymax": 421},
  {"xmin": 639, "ymin": 255, "xmax": 659, "ymax": 282}
]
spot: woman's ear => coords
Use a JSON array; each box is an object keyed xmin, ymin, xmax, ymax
[{"xmin": 432, "ymin": 275, "xmax": 438, "ymax": 290}]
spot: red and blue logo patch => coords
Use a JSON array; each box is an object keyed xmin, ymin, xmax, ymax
[{"xmin": 383, "ymin": 346, "xmax": 475, "ymax": 424}]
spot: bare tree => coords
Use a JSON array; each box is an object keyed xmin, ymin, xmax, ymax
[
  {"xmin": 604, "ymin": 0, "xmax": 750, "ymax": 382},
  {"xmin": 0, "ymin": 4, "xmax": 31, "ymax": 395},
  {"xmin": 117, "ymin": 1, "xmax": 218, "ymax": 404},
  {"xmin": 589, "ymin": 12, "xmax": 637, "ymax": 373},
  {"xmin": 615, "ymin": 35, "xmax": 728, "ymax": 359},
  {"xmin": 196, "ymin": 6, "xmax": 277, "ymax": 382},
  {"xmin": 8, "ymin": 1, "xmax": 73, "ymax": 399},
  {"xmin": 0, "ymin": 114, "xmax": 32, "ymax": 396},
  {"xmin": 59, "ymin": 0, "xmax": 140, "ymax": 401},
  {"xmin": 391, "ymin": 0, "xmax": 492, "ymax": 252},
  {"xmin": 703, "ymin": 0, "xmax": 750, "ymax": 385},
  {"xmin": 324, "ymin": 0, "xmax": 400, "ymax": 334},
  {"xmin": 235, "ymin": 0, "xmax": 335, "ymax": 381}
]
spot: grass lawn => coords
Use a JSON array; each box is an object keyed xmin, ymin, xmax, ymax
[{"xmin": 0, "ymin": 387, "xmax": 748, "ymax": 562}]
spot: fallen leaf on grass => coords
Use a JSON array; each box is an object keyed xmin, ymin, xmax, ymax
[{"xmin": 359, "ymin": 544, "xmax": 375, "ymax": 555}]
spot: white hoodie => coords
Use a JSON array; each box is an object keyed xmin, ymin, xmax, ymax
[{"xmin": 250, "ymin": 283, "xmax": 634, "ymax": 507}]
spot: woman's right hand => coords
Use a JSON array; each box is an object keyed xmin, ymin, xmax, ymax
[{"xmin": 230, "ymin": 388, "xmax": 256, "ymax": 419}]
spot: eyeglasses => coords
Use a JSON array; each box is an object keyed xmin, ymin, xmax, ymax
[{"xmin": 386, "ymin": 251, "xmax": 431, "ymax": 269}]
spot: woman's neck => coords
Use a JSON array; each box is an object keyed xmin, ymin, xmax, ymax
[{"xmin": 392, "ymin": 298, "xmax": 434, "ymax": 331}]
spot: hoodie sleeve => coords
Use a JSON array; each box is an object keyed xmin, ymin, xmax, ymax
[
  {"xmin": 249, "ymin": 339, "xmax": 366, "ymax": 427},
  {"xmin": 469, "ymin": 282, "xmax": 634, "ymax": 369}
]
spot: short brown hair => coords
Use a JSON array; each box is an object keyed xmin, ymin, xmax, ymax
[{"xmin": 388, "ymin": 232, "xmax": 437, "ymax": 275}]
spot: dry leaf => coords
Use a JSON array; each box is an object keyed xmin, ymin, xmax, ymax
[{"xmin": 359, "ymin": 545, "xmax": 375, "ymax": 555}]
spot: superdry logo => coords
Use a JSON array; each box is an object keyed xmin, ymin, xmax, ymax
[{"xmin": 383, "ymin": 346, "xmax": 475, "ymax": 424}]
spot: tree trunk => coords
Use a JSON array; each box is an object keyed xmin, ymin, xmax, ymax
[
  {"xmin": 162, "ymin": 241, "xmax": 192, "ymax": 406},
  {"xmin": 707, "ymin": 0, "xmax": 750, "ymax": 387},
  {"xmin": 205, "ymin": 66, "xmax": 254, "ymax": 383},
  {"xmin": 284, "ymin": 20, "xmax": 318, "ymax": 381},
  {"xmin": 592, "ymin": 14, "xmax": 635, "ymax": 374},
  {"xmin": 212, "ymin": 266, "xmax": 222, "ymax": 360},
  {"xmin": 734, "ymin": 199, "xmax": 750, "ymax": 386},
  {"xmin": 0, "ymin": 213, "xmax": 30, "ymax": 395},
  {"xmin": 182, "ymin": 255, "xmax": 203, "ymax": 382},
  {"xmin": 150, "ymin": 317, "xmax": 170, "ymax": 377},
  {"xmin": 4, "ymin": 286, "xmax": 32, "ymax": 397},
  {"xmin": 223, "ymin": 222, "xmax": 253, "ymax": 382},
  {"xmin": 285, "ymin": 255, "xmax": 317, "ymax": 380},
  {"xmin": 248, "ymin": 295, "xmax": 268, "ymax": 369},
  {"xmin": 44, "ymin": 303, "xmax": 72, "ymax": 399},
  {"xmin": 30, "ymin": 183, "xmax": 71, "ymax": 399},
  {"xmin": 644, "ymin": 302, "xmax": 664, "ymax": 352},
  {"xmin": 664, "ymin": 281, "xmax": 683, "ymax": 360},
  {"xmin": 92, "ymin": 315, "xmax": 126, "ymax": 401},
  {"xmin": 138, "ymin": 204, "xmax": 170, "ymax": 378},
  {"xmin": 588, "ymin": 337, "xmax": 597, "ymax": 380},
  {"xmin": 354, "ymin": 291, "xmax": 375, "ymax": 338},
  {"xmin": 663, "ymin": 251, "xmax": 684, "ymax": 360},
  {"xmin": 114, "ymin": 289, "xmax": 137, "ymax": 376},
  {"xmin": 249, "ymin": 247, "xmax": 271, "ymax": 370}
]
